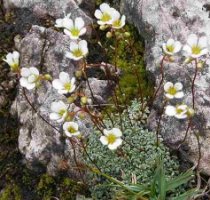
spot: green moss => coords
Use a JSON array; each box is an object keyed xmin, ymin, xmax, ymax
[{"xmin": 0, "ymin": 184, "xmax": 22, "ymax": 200}]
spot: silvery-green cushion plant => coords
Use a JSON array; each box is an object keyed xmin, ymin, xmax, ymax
[{"xmin": 86, "ymin": 100, "xmax": 180, "ymax": 199}]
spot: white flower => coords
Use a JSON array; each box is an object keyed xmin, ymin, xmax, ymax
[
  {"xmin": 63, "ymin": 17, "xmax": 86, "ymax": 40},
  {"xmin": 3, "ymin": 51, "xmax": 20, "ymax": 71},
  {"xmin": 52, "ymin": 72, "xmax": 76, "ymax": 94},
  {"xmin": 183, "ymin": 34, "xmax": 208, "ymax": 58},
  {"xmin": 100, "ymin": 128, "xmax": 122, "ymax": 150},
  {"xmin": 164, "ymin": 82, "xmax": 184, "ymax": 99},
  {"xmin": 165, "ymin": 105, "xmax": 188, "ymax": 119},
  {"xmin": 49, "ymin": 101, "xmax": 68, "ymax": 122},
  {"xmin": 162, "ymin": 39, "xmax": 182, "ymax": 55},
  {"xmin": 94, "ymin": 3, "xmax": 118, "ymax": 25},
  {"xmin": 63, "ymin": 121, "xmax": 80, "ymax": 137},
  {"xmin": 55, "ymin": 13, "xmax": 71, "ymax": 28},
  {"xmin": 111, "ymin": 12, "xmax": 126, "ymax": 29},
  {"xmin": 66, "ymin": 40, "xmax": 88, "ymax": 61},
  {"xmin": 19, "ymin": 67, "xmax": 40, "ymax": 90}
]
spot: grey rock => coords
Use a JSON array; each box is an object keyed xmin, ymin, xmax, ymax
[
  {"xmin": 122, "ymin": 0, "xmax": 210, "ymax": 174},
  {"xmin": 3, "ymin": 0, "xmax": 94, "ymax": 22},
  {"xmin": 11, "ymin": 25, "xmax": 114, "ymax": 177}
]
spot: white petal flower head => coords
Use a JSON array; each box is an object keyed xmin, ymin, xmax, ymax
[
  {"xmin": 55, "ymin": 13, "xmax": 71, "ymax": 28},
  {"xmin": 94, "ymin": 3, "xmax": 118, "ymax": 25},
  {"xmin": 52, "ymin": 72, "xmax": 76, "ymax": 94},
  {"xmin": 183, "ymin": 34, "xmax": 208, "ymax": 58},
  {"xmin": 165, "ymin": 105, "xmax": 188, "ymax": 119},
  {"xmin": 63, "ymin": 17, "xmax": 86, "ymax": 40},
  {"xmin": 63, "ymin": 121, "xmax": 81, "ymax": 137},
  {"xmin": 3, "ymin": 51, "xmax": 20, "ymax": 71},
  {"xmin": 164, "ymin": 82, "xmax": 184, "ymax": 99},
  {"xmin": 111, "ymin": 12, "xmax": 126, "ymax": 29},
  {"xmin": 19, "ymin": 67, "xmax": 40, "ymax": 90},
  {"xmin": 66, "ymin": 40, "xmax": 88, "ymax": 61},
  {"xmin": 49, "ymin": 101, "xmax": 68, "ymax": 123},
  {"xmin": 100, "ymin": 128, "xmax": 122, "ymax": 150},
  {"xmin": 162, "ymin": 39, "xmax": 182, "ymax": 55}
]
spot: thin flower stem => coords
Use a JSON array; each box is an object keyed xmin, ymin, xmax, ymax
[
  {"xmin": 22, "ymin": 88, "xmax": 60, "ymax": 132},
  {"xmin": 155, "ymin": 99, "xmax": 167, "ymax": 147},
  {"xmin": 192, "ymin": 59, "xmax": 198, "ymax": 109},
  {"xmin": 138, "ymin": 55, "xmax": 166, "ymax": 122},
  {"xmin": 177, "ymin": 118, "xmax": 192, "ymax": 149},
  {"xmin": 69, "ymin": 138, "xmax": 86, "ymax": 184},
  {"xmin": 80, "ymin": 138, "xmax": 102, "ymax": 172}
]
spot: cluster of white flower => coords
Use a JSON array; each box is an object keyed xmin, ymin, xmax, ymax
[
  {"xmin": 55, "ymin": 13, "xmax": 88, "ymax": 61},
  {"xmin": 3, "ymin": 4, "xmax": 126, "ymax": 150},
  {"xmin": 164, "ymin": 81, "xmax": 194, "ymax": 119},
  {"xmin": 94, "ymin": 3, "xmax": 126, "ymax": 30},
  {"xmin": 162, "ymin": 34, "xmax": 208, "ymax": 119},
  {"xmin": 162, "ymin": 34, "xmax": 208, "ymax": 59}
]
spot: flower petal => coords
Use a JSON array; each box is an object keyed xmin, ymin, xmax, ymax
[
  {"xmin": 94, "ymin": 9, "xmax": 102, "ymax": 19},
  {"xmin": 100, "ymin": 136, "xmax": 108, "ymax": 145},
  {"xmin": 164, "ymin": 82, "xmax": 173, "ymax": 92},
  {"xmin": 174, "ymin": 91, "xmax": 184, "ymax": 98},
  {"xmin": 52, "ymin": 79, "xmax": 63, "ymax": 90},
  {"xmin": 198, "ymin": 36, "xmax": 208, "ymax": 49},
  {"xmin": 30, "ymin": 67, "xmax": 39, "ymax": 75},
  {"xmin": 75, "ymin": 17, "xmax": 85, "ymax": 30},
  {"xmin": 59, "ymin": 72, "xmax": 70, "ymax": 83},
  {"xmin": 63, "ymin": 18, "xmax": 73, "ymax": 30},
  {"xmin": 187, "ymin": 34, "xmax": 198, "ymax": 47},
  {"xmin": 21, "ymin": 68, "xmax": 30, "ymax": 77},
  {"xmin": 70, "ymin": 41, "xmax": 79, "ymax": 51},
  {"xmin": 112, "ymin": 128, "xmax": 122, "ymax": 137},
  {"xmin": 165, "ymin": 105, "xmax": 176, "ymax": 116},
  {"xmin": 50, "ymin": 113, "xmax": 60, "ymax": 120},
  {"xmin": 174, "ymin": 82, "xmax": 183, "ymax": 90},
  {"xmin": 166, "ymin": 38, "xmax": 175, "ymax": 46},
  {"xmin": 174, "ymin": 41, "xmax": 182, "ymax": 53},
  {"xmin": 100, "ymin": 3, "xmax": 110, "ymax": 12}
]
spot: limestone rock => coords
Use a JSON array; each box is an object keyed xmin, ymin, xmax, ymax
[
  {"xmin": 3, "ymin": 0, "xmax": 94, "ymax": 22},
  {"xmin": 122, "ymin": 0, "xmax": 210, "ymax": 174}
]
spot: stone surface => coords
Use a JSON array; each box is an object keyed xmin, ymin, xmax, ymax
[
  {"xmin": 122, "ymin": 0, "xmax": 210, "ymax": 175},
  {"xmin": 3, "ymin": 0, "xmax": 94, "ymax": 23},
  {"xmin": 11, "ymin": 24, "xmax": 114, "ymax": 177}
]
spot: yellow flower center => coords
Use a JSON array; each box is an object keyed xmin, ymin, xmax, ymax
[
  {"xmin": 166, "ymin": 45, "xmax": 174, "ymax": 53},
  {"xmin": 70, "ymin": 28, "xmax": 80, "ymax": 37},
  {"xmin": 11, "ymin": 63, "xmax": 19, "ymax": 71},
  {"xmin": 72, "ymin": 49, "xmax": 83, "ymax": 57},
  {"xmin": 107, "ymin": 133, "xmax": 117, "ymax": 144},
  {"xmin": 168, "ymin": 86, "xmax": 177, "ymax": 95},
  {"xmin": 59, "ymin": 109, "xmax": 66, "ymax": 116},
  {"xmin": 68, "ymin": 126, "xmax": 77, "ymax": 134},
  {"xmin": 101, "ymin": 13, "xmax": 111, "ymax": 22},
  {"xmin": 112, "ymin": 19, "xmax": 121, "ymax": 27},
  {"xmin": 64, "ymin": 83, "xmax": 72, "ymax": 91},
  {"xmin": 192, "ymin": 45, "xmax": 201, "ymax": 55},
  {"xmin": 176, "ymin": 108, "xmax": 184, "ymax": 114}
]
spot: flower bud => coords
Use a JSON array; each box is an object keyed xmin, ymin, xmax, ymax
[
  {"xmin": 78, "ymin": 111, "xmax": 86, "ymax": 120},
  {"xmin": 81, "ymin": 96, "xmax": 88, "ymax": 105},
  {"xmin": 124, "ymin": 32, "xmax": 131, "ymax": 38},
  {"xmin": 106, "ymin": 31, "xmax": 112, "ymax": 38},
  {"xmin": 197, "ymin": 61, "xmax": 204, "ymax": 69},
  {"xmin": 75, "ymin": 70, "xmax": 83, "ymax": 78},
  {"xmin": 168, "ymin": 56, "xmax": 175, "ymax": 62},
  {"xmin": 67, "ymin": 96, "xmax": 75, "ymax": 104},
  {"xmin": 187, "ymin": 107, "xmax": 195, "ymax": 118},
  {"xmin": 44, "ymin": 74, "xmax": 52, "ymax": 81},
  {"xmin": 184, "ymin": 57, "xmax": 193, "ymax": 64},
  {"xmin": 99, "ymin": 25, "xmax": 107, "ymax": 31}
]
